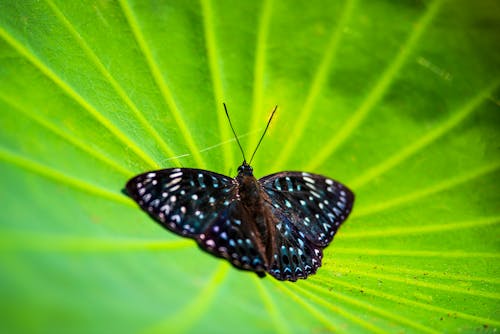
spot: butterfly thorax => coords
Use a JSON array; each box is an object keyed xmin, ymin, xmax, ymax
[
  {"xmin": 235, "ymin": 163, "xmax": 259, "ymax": 205},
  {"xmin": 235, "ymin": 162, "xmax": 277, "ymax": 266}
]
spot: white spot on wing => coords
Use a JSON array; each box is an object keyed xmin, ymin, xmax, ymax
[
  {"xmin": 170, "ymin": 172, "xmax": 182, "ymax": 178},
  {"xmin": 310, "ymin": 191, "xmax": 321, "ymax": 198},
  {"xmin": 303, "ymin": 176, "xmax": 315, "ymax": 184},
  {"xmin": 167, "ymin": 178, "xmax": 182, "ymax": 187},
  {"xmin": 161, "ymin": 204, "xmax": 170, "ymax": 214}
]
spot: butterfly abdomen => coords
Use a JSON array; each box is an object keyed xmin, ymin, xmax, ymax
[{"xmin": 235, "ymin": 173, "xmax": 276, "ymax": 268}]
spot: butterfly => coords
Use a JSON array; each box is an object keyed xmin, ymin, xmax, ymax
[{"xmin": 125, "ymin": 104, "xmax": 354, "ymax": 281}]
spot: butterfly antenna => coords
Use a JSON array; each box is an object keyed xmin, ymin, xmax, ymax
[
  {"xmin": 249, "ymin": 105, "xmax": 278, "ymax": 165},
  {"xmin": 223, "ymin": 103, "xmax": 247, "ymax": 162}
]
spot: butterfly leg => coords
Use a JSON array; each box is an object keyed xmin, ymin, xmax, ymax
[{"xmin": 256, "ymin": 271, "xmax": 266, "ymax": 278}]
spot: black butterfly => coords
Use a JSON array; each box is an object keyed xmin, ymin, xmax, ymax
[{"xmin": 125, "ymin": 104, "xmax": 354, "ymax": 281}]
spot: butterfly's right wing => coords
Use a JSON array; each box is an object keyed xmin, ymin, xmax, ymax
[
  {"xmin": 126, "ymin": 168, "xmax": 267, "ymax": 275},
  {"xmin": 259, "ymin": 172, "xmax": 354, "ymax": 281}
]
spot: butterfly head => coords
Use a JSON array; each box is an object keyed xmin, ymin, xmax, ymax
[{"xmin": 237, "ymin": 161, "xmax": 254, "ymax": 176}]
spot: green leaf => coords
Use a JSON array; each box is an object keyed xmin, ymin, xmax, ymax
[{"xmin": 1, "ymin": 0, "xmax": 499, "ymax": 333}]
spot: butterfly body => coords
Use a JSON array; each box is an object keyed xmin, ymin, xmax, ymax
[{"xmin": 126, "ymin": 161, "xmax": 354, "ymax": 281}]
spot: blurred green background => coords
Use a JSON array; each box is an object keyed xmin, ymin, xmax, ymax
[{"xmin": 0, "ymin": 0, "xmax": 499, "ymax": 333}]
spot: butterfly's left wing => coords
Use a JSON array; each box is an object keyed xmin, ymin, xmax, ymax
[{"xmin": 259, "ymin": 172, "xmax": 354, "ymax": 281}]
